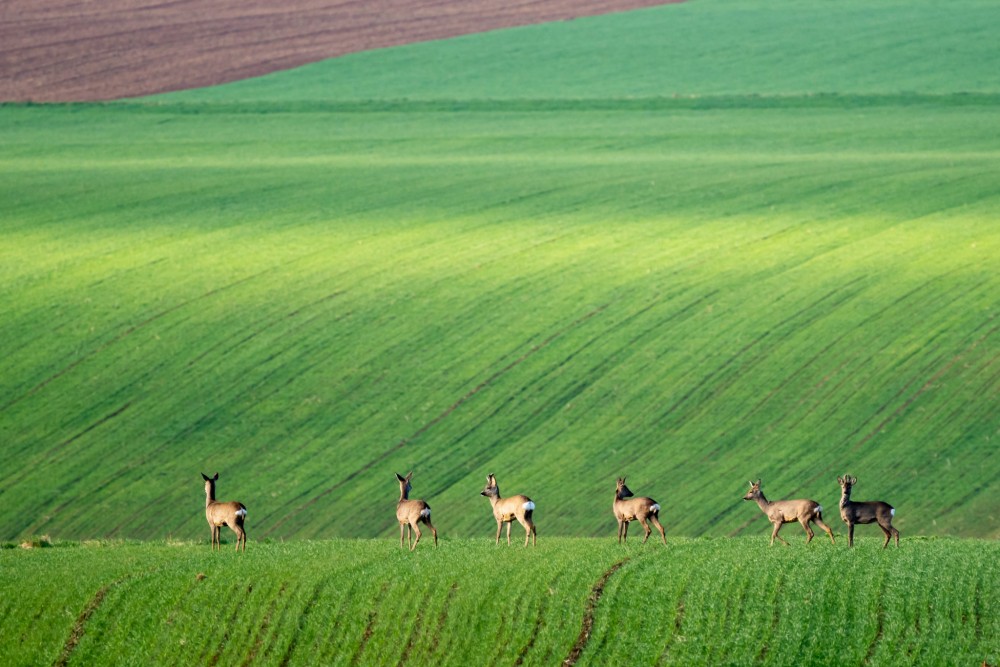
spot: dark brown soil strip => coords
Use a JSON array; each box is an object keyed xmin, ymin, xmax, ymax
[
  {"xmin": 563, "ymin": 559, "xmax": 628, "ymax": 666},
  {"xmin": 2, "ymin": 0, "xmax": 685, "ymax": 102}
]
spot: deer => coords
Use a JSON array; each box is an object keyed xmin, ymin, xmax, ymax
[
  {"xmin": 742, "ymin": 479, "xmax": 834, "ymax": 546},
  {"xmin": 480, "ymin": 473, "xmax": 536, "ymax": 546},
  {"xmin": 202, "ymin": 472, "xmax": 247, "ymax": 552},
  {"xmin": 837, "ymin": 475, "xmax": 899, "ymax": 548},
  {"xmin": 614, "ymin": 477, "xmax": 666, "ymax": 545},
  {"xmin": 395, "ymin": 472, "xmax": 438, "ymax": 550}
]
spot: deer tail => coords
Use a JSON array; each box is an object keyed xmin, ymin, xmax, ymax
[
  {"xmin": 420, "ymin": 507, "xmax": 432, "ymax": 519},
  {"xmin": 523, "ymin": 501, "xmax": 536, "ymax": 513},
  {"xmin": 236, "ymin": 507, "xmax": 247, "ymax": 519}
]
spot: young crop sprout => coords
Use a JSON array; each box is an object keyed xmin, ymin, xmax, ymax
[
  {"xmin": 742, "ymin": 479, "xmax": 834, "ymax": 546},
  {"xmin": 837, "ymin": 475, "xmax": 899, "ymax": 548},
  {"xmin": 202, "ymin": 472, "xmax": 247, "ymax": 552},
  {"xmin": 395, "ymin": 472, "xmax": 438, "ymax": 550},
  {"xmin": 613, "ymin": 477, "xmax": 666, "ymax": 545},
  {"xmin": 480, "ymin": 473, "xmax": 536, "ymax": 546}
]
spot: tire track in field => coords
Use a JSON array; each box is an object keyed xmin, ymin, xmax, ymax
[
  {"xmin": 53, "ymin": 569, "xmax": 149, "ymax": 667},
  {"xmin": 267, "ymin": 303, "xmax": 608, "ymax": 533},
  {"xmin": 563, "ymin": 558, "xmax": 629, "ymax": 666},
  {"xmin": 349, "ymin": 581, "xmax": 391, "ymax": 667},
  {"xmin": 655, "ymin": 580, "xmax": 688, "ymax": 666},
  {"xmin": 279, "ymin": 579, "xmax": 328, "ymax": 667}
]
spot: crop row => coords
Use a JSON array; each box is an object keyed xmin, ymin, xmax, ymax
[{"xmin": 1, "ymin": 538, "xmax": 996, "ymax": 666}]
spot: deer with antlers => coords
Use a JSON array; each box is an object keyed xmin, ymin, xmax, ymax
[
  {"xmin": 837, "ymin": 474, "xmax": 899, "ymax": 548},
  {"xmin": 202, "ymin": 472, "xmax": 247, "ymax": 552},
  {"xmin": 481, "ymin": 473, "xmax": 536, "ymax": 546},
  {"xmin": 395, "ymin": 472, "xmax": 438, "ymax": 550},
  {"xmin": 614, "ymin": 477, "xmax": 666, "ymax": 545},
  {"xmin": 742, "ymin": 479, "xmax": 834, "ymax": 546}
]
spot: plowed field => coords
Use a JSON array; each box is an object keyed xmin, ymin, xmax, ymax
[{"xmin": 1, "ymin": 0, "xmax": 679, "ymax": 101}]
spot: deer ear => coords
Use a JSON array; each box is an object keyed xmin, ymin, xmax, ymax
[
  {"xmin": 213, "ymin": 473, "xmax": 219, "ymax": 481},
  {"xmin": 395, "ymin": 472, "xmax": 406, "ymax": 482},
  {"xmin": 406, "ymin": 472, "xmax": 413, "ymax": 482},
  {"xmin": 755, "ymin": 479, "xmax": 762, "ymax": 486},
  {"xmin": 202, "ymin": 473, "xmax": 210, "ymax": 481}
]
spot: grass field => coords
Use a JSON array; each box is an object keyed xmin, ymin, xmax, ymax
[
  {"xmin": 1, "ymin": 0, "xmax": 998, "ymax": 547},
  {"xmin": 1, "ymin": 538, "xmax": 997, "ymax": 666}
]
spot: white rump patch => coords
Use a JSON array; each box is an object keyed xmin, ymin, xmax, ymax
[
  {"xmin": 891, "ymin": 508, "xmax": 895, "ymax": 517},
  {"xmin": 523, "ymin": 501, "xmax": 536, "ymax": 512},
  {"xmin": 420, "ymin": 508, "xmax": 432, "ymax": 519},
  {"xmin": 649, "ymin": 503, "xmax": 661, "ymax": 513},
  {"xmin": 816, "ymin": 505, "xmax": 823, "ymax": 514},
  {"xmin": 236, "ymin": 508, "xmax": 247, "ymax": 518}
]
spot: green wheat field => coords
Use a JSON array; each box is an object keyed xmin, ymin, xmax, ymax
[{"xmin": 1, "ymin": 0, "xmax": 998, "ymax": 664}]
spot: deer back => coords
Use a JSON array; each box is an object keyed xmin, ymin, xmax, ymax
[{"xmin": 207, "ymin": 500, "xmax": 246, "ymax": 527}]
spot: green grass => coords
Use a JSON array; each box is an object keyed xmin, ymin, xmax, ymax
[
  {"xmin": 1, "ymin": 0, "xmax": 998, "ymax": 544},
  {"xmin": 0, "ymin": 538, "xmax": 996, "ymax": 666}
]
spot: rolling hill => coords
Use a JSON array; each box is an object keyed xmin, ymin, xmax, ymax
[{"xmin": 1, "ymin": 0, "xmax": 998, "ymax": 544}]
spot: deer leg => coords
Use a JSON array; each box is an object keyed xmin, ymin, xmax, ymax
[
  {"xmin": 521, "ymin": 518, "xmax": 534, "ymax": 547},
  {"xmin": 506, "ymin": 521, "xmax": 512, "ymax": 546},
  {"xmin": 616, "ymin": 519, "xmax": 624, "ymax": 544},
  {"xmin": 650, "ymin": 515, "xmax": 667, "ymax": 546},
  {"xmin": 495, "ymin": 520, "xmax": 503, "ymax": 545},
  {"xmin": 771, "ymin": 522, "xmax": 789, "ymax": 546},
  {"xmin": 410, "ymin": 521, "xmax": 422, "ymax": 551},
  {"xmin": 639, "ymin": 517, "xmax": 652, "ymax": 544},
  {"xmin": 800, "ymin": 518, "xmax": 815, "ymax": 544},
  {"xmin": 425, "ymin": 519, "xmax": 438, "ymax": 547},
  {"xmin": 847, "ymin": 523, "xmax": 855, "ymax": 547},
  {"xmin": 878, "ymin": 523, "xmax": 892, "ymax": 549},
  {"xmin": 232, "ymin": 525, "xmax": 245, "ymax": 552},
  {"xmin": 814, "ymin": 516, "xmax": 835, "ymax": 545},
  {"xmin": 622, "ymin": 520, "xmax": 629, "ymax": 543}
]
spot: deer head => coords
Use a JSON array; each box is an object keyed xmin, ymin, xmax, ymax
[
  {"xmin": 616, "ymin": 477, "xmax": 634, "ymax": 500},
  {"xmin": 743, "ymin": 479, "xmax": 762, "ymax": 501},
  {"xmin": 396, "ymin": 472, "xmax": 413, "ymax": 499},
  {"xmin": 481, "ymin": 473, "xmax": 499, "ymax": 499}
]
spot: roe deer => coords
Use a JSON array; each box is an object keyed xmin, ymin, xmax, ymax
[
  {"xmin": 202, "ymin": 472, "xmax": 247, "ymax": 552},
  {"xmin": 481, "ymin": 473, "xmax": 536, "ymax": 546},
  {"xmin": 742, "ymin": 479, "xmax": 834, "ymax": 546},
  {"xmin": 395, "ymin": 472, "xmax": 438, "ymax": 550},
  {"xmin": 837, "ymin": 475, "xmax": 899, "ymax": 548},
  {"xmin": 614, "ymin": 477, "xmax": 666, "ymax": 545}
]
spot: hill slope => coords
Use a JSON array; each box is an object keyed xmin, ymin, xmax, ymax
[{"xmin": 1, "ymin": 0, "xmax": 998, "ymax": 542}]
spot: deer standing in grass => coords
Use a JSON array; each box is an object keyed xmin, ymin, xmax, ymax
[
  {"xmin": 838, "ymin": 475, "xmax": 899, "ymax": 548},
  {"xmin": 742, "ymin": 479, "xmax": 834, "ymax": 546},
  {"xmin": 202, "ymin": 472, "xmax": 247, "ymax": 552},
  {"xmin": 395, "ymin": 472, "xmax": 438, "ymax": 550},
  {"xmin": 614, "ymin": 477, "xmax": 666, "ymax": 545},
  {"xmin": 480, "ymin": 473, "xmax": 536, "ymax": 546}
]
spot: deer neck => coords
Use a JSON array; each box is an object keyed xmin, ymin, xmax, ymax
[
  {"xmin": 839, "ymin": 488, "xmax": 852, "ymax": 508},
  {"xmin": 205, "ymin": 485, "xmax": 216, "ymax": 508},
  {"xmin": 753, "ymin": 492, "xmax": 771, "ymax": 513}
]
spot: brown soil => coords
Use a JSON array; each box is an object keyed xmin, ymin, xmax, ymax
[{"xmin": 1, "ymin": 0, "xmax": 681, "ymax": 102}]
